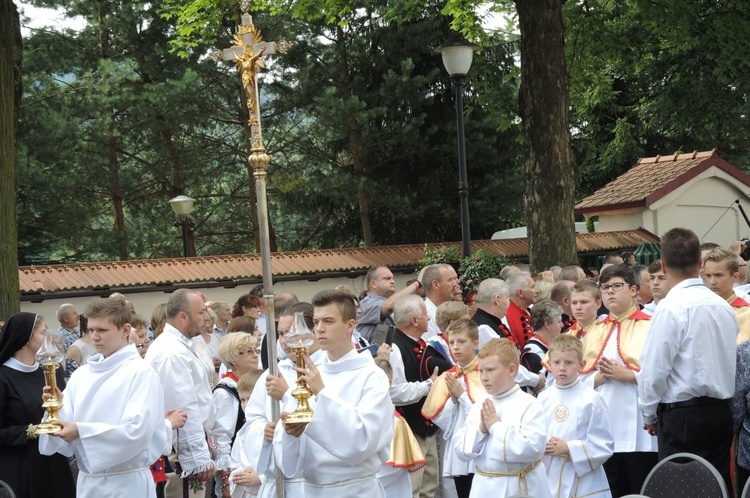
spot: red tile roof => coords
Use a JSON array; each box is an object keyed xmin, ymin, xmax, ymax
[
  {"xmin": 18, "ymin": 229, "xmax": 659, "ymax": 297},
  {"xmin": 575, "ymin": 150, "xmax": 750, "ymax": 215}
]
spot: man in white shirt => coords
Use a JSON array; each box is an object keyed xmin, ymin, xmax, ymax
[
  {"xmin": 639, "ymin": 228, "xmax": 738, "ymax": 491},
  {"xmin": 146, "ymin": 289, "xmax": 216, "ymax": 498},
  {"xmin": 423, "ymin": 264, "xmax": 460, "ymax": 339},
  {"xmin": 40, "ymin": 297, "xmax": 168, "ymax": 498}
]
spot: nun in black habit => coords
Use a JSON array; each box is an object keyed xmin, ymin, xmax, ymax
[{"xmin": 0, "ymin": 312, "xmax": 75, "ymax": 498}]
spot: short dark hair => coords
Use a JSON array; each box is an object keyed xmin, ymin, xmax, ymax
[
  {"xmin": 85, "ymin": 298, "xmax": 132, "ymax": 329},
  {"xmin": 598, "ymin": 263, "xmax": 637, "ymax": 287},
  {"xmin": 661, "ymin": 228, "xmax": 701, "ymax": 274},
  {"xmin": 647, "ymin": 259, "xmax": 663, "ymax": 274},
  {"xmin": 311, "ymin": 289, "xmax": 357, "ymax": 321}
]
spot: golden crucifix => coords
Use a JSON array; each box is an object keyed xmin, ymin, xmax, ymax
[
  {"xmin": 213, "ymin": 7, "xmax": 289, "ymax": 497},
  {"xmin": 214, "ymin": 3, "xmax": 290, "ymax": 166}
]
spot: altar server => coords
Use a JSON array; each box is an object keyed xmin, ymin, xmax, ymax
[
  {"xmin": 274, "ymin": 289, "xmax": 394, "ymax": 498},
  {"xmin": 540, "ymin": 334, "xmax": 613, "ymax": 498},
  {"xmin": 455, "ymin": 338, "xmax": 551, "ymax": 498},
  {"xmin": 39, "ymin": 297, "xmax": 168, "ymax": 498}
]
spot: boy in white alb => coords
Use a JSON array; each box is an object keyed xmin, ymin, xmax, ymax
[
  {"xmin": 422, "ymin": 319, "xmax": 484, "ymax": 498},
  {"xmin": 274, "ymin": 289, "xmax": 394, "ymax": 498},
  {"xmin": 39, "ymin": 298, "xmax": 169, "ymax": 498},
  {"xmin": 244, "ymin": 302, "xmax": 323, "ymax": 498},
  {"xmin": 228, "ymin": 370, "xmax": 265, "ymax": 498},
  {"xmin": 455, "ymin": 338, "xmax": 551, "ymax": 498},
  {"xmin": 539, "ymin": 334, "xmax": 614, "ymax": 498}
]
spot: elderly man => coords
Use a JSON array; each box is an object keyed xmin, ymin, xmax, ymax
[
  {"xmin": 423, "ymin": 264, "xmax": 460, "ymax": 339},
  {"xmin": 210, "ymin": 301, "xmax": 232, "ymax": 337},
  {"xmin": 472, "ymin": 278, "xmax": 545, "ymax": 393},
  {"xmin": 146, "ymin": 289, "xmax": 216, "ymax": 498},
  {"xmin": 57, "ymin": 303, "xmax": 79, "ymax": 375},
  {"xmin": 471, "ymin": 278, "xmax": 511, "ymax": 347},
  {"xmin": 389, "ymin": 295, "xmax": 451, "ymax": 498},
  {"xmin": 356, "ymin": 266, "xmax": 422, "ymax": 343},
  {"xmin": 504, "ymin": 272, "xmax": 538, "ymax": 348}
]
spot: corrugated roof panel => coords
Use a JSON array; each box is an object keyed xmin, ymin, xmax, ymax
[{"xmin": 18, "ymin": 230, "xmax": 659, "ymax": 295}]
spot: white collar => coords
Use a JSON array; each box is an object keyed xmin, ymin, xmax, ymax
[{"xmin": 2, "ymin": 356, "xmax": 39, "ymax": 372}]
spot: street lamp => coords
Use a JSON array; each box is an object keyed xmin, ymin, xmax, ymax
[
  {"xmin": 169, "ymin": 195, "xmax": 196, "ymax": 257},
  {"xmin": 435, "ymin": 32, "xmax": 479, "ymax": 258}
]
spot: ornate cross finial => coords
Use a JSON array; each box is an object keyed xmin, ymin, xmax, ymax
[{"xmin": 212, "ymin": 3, "xmax": 290, "ymax": 167}]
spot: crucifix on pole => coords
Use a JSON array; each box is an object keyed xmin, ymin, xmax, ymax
[{"xmin": 212, "ymin": 4, "xmax": 289, "ymax": 497}]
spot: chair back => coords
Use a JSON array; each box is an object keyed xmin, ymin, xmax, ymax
[
  {"xmin": 742, "ymin": 476, "xmax": 750, "ymax": 498},
  {"xmin": 641, "ymin": 452, "xmax": 728, "ymax": 498},
  {"xmin": 0, "ymin": 480, "xmax": 16, "ymax": 498}
]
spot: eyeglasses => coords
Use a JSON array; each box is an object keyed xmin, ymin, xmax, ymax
[
  {"xmin": 599, "ymin": 282, "xmax": 627, "ymax": 293},
  {"xmin": 238, "ymin": 348, "xmax": 262, "ymax": 356}
]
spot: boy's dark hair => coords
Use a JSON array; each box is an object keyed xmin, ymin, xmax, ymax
[
  {"xmin": 662, "ymin": 228, "xmax": 701, "ymax": 275},
  {"xmin": 311, "ymin": 289, "xmax": 357, "ymax": 321},
  {"xmin": 598, "ymin": 264, "xmax": 637, "ymax": 287},
  {"xmin": 647, "ymin": 259, "xmax": 663, "ymax": 274}
]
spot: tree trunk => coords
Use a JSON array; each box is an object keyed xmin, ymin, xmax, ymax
[
  {"xmin": 337, "ymin": 24, "xmax": 374, "ymax": 246},
  {"xmin": 515, "ymin": 0, "xmax": 577, "ymax": 272},
  {"xmin": 0, "ymin": 0, "xmax": 21, "ymax": 317}
]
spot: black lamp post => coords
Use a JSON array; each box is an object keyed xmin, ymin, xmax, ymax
[
  {"xmin": 435, "ymin": 33, "xmax": 479, "ymax": 258},
  {"xmin": 169, "ymin": 195, "xmax": 196, "ymax": 257}
]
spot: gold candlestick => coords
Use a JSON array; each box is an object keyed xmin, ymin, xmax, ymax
[
  {"xmin": 284, "ymin": 312, "xmax": 315, "ymax": 424},
  {"xmin": 34, "ymin": 331, "xmax": 65, "ymax": 435}
]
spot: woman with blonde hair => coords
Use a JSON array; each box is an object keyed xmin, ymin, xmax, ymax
[
  {"xmin": 150, "ymin": 302, "xmax": 167, "ymax": 339},
  {"xmin": 212, "ymin": 332, "xmax": 260, "ymax": 497}
]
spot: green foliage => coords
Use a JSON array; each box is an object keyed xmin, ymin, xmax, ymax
[
  {"xmin": 419, "ymin": 244, "xmax": 462, "ymax": 267},
  {"xmin": 458, "ymin": 249, "xmax": 511, "ymax": 291}
]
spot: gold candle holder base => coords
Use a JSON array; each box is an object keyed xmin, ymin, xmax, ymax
[
  {"xmin": 286, "ymin": 346, "xmax": 314, "ymax": 424},
  {"xmin": 35, "ymin": 363, "xmax": 63, "ymax": 436}
]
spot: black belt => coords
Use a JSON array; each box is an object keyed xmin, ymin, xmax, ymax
[{"xmin": 658, "ymin": 396, "xmax": 728, "ymax": 413}]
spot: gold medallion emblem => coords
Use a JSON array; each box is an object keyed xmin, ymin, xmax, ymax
[{"xmin": 554, "ymin": 405, "xmax": 568, "ymax": 422}]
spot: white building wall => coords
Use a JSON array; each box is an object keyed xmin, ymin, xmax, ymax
[
  {"xmin": 20, "ymin": 272, "xmax": 418, "ymax": 328},
  {"xmin": 587, "ymin": 167, "xmax": 750, "ymax": 246}
]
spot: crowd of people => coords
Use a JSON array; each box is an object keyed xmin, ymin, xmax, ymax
[{"xmin": 2, "ymin": 226, "xmax": 750, "ymax": 498}]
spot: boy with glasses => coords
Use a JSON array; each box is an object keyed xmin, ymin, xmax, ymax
[{"xmin": 580, "ymin": 264, "xmax": 657, "ymax": 496}]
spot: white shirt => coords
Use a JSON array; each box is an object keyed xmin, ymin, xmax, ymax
[
  {"xmin": 145, "ymin": 324, "xmax": 216, "ymax": 476},
  {"xmin": 638, "ymin": 278, "xmax": 738, "ymax": 425},
  {"xmin": 424, "ymin": 297, "xmax": 440, "ymax": 339},
  {"xmin": 388, "ymin": 335, "xmax": 433, "ymax": 406}
]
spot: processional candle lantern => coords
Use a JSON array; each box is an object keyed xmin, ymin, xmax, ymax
[
  {"xmin": 284, "ymin": 312, "xmax": 316, "ymax": 424},
  {"xmin": 34, "ymin": 330, "xmax": 65, "ymax": 435}
]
